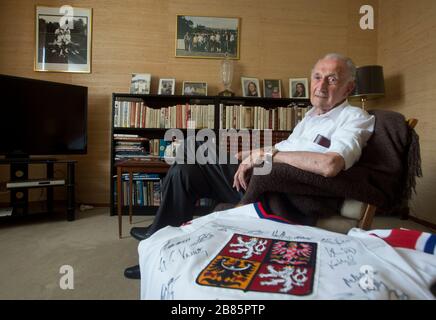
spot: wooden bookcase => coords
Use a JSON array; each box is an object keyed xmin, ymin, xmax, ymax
[{"xmin": 110, "ymin": 93, "xmax": 310, "ymax": 216}]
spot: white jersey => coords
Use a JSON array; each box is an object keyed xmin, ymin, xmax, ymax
[{"xmin": 138, "ymin": 203, "xmax": 436, "ymax": 300}]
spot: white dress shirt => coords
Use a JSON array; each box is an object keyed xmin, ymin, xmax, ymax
[{"xmin": 274, "ymin": 101, "xmax": 375, "ymax": 170}]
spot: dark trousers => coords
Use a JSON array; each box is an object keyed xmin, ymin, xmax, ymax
[{"xmin": 148, "ymin": 162, "xmax": 241, "ymax": 233}]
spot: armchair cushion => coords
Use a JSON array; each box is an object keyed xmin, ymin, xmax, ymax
[{"xmin": 340, "ymin": 199, "xmax": 366, "ymax": 220}]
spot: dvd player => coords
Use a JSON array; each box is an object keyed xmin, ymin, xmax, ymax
[{"xmin": 6, "ymin": 179, "xmax": 65, "ymax": 189}]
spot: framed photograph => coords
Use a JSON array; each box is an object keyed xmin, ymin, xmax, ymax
[
  {"xmin": 241, "ymin": 77, "xmax": 261, "ymax": 97},
  {"xmin": 130, "ymin": 73, "xmax": 151, "ymax": 94},
  {"xmin": 263, "ymin": 79, "xmax": 282, "ymax": 98},
  {"xmin": 35, "ymin": 5, "xmax": 92, "ymax": 73},
  {"xmin": 289, "ymin": 78, "xmax": 309, "ymax": 99},
  {"xmin": 176, "ymin": 15, "xmax": 240, "ymax": 59},
  {"xmin": 182, "ymin": 81, "xmax": 208, "ymax": 96},
  {"xmin": 158, "ymin": 78, "xmax": 176, "ymax": 95}
]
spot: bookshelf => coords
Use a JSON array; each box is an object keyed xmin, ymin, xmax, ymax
[{"xmin": 110, "ymin": 93, "xmax": 310, "ymax": 216}]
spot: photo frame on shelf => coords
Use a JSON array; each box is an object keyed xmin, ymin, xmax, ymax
[
  {"xmin": 158, "ymin": 78, "xmax": 176, "ymax": 95},
  {"xmin": 130, "ymin": 73, "xmax": 151, "ymax": 94},
  {"xmin": 182, "ymin": 81, "xmax": 208, "ymax": 96},
  {"xmin": 241, "ymin": 77, "xmax": 261, "ymax": 97},
  {"xmin": 35, "ymin": 5, "xmax": 92, "ymax": 73},
  {"xmin": 175, "ymin": 15, "xmax": 240, "ymax": 59},
  {"xmin": 263, "ymin": 79, "xmax": 282, "ymax": 98},
  {"xmin": 289, "ymin": 78, "xmax": 309, "ymax": 99}
]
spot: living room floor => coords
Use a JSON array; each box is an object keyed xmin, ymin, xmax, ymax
[{"xmin": 0, "ymin": 207, "xmax": 433, "ymax": 300}]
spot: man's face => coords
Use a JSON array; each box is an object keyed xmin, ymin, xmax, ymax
[{"xmin": 310, "ymin": 58, "xmax": 355, "ymax": 113}]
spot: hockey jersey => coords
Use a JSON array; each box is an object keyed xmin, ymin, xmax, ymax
[{"xmin": 138, "ymin": 203, "xmax": 436, "ymax": 300}]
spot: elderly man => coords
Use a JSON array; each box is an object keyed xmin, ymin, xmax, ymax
[{"xmin": 124, "ymin": 53, "xmax": 375, "ymax": 279}]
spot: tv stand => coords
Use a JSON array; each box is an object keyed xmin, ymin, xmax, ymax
[{"xmin": 0, "ymin": 158, "xmax": 76, "ymax": 221}]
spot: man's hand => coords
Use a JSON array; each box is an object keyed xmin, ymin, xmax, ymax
[{"xmin": 233, "ymin": 148, "xmax": 265, "ymax": 191}]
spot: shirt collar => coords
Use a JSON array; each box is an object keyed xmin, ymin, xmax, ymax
[{"xmin": 306, "ymin": 100, "xmax": 349, "ymax": 120}]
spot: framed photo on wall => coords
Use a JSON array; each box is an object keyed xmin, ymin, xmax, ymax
[
  {"xmin": 176, "ymin": 15, "xmax": 240, "ymax": 59},
  {"xmin": 241, "ymin": 77, "xmax": 261, "ymax": 97},
  {"xmin": 130, "ymin": 74, "xmax": 151, "ymax": 94},
  {"xmin": 158, "ymin": 78, "xmax": 176, "ymax": 95},
  {"xmin": 35, "ymin": 5, "xmax": 92, "ymax": 73},
  {"xmin": 289, "ymin": 78, "xmax": 309, "ymax": 99},
  {"xmin": 263, "ymin": 79, "xmax": 282, "ymax": 98},
  {"xmin": 182, "ymin": 81, "xmax": 208, "ymax": 96}
]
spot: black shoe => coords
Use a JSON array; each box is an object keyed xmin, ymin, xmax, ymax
[
  {"xmin": 130, "ymin": 225, "xmax": 152, "ymax": 241},
  {"xmin": 124, "ymin": 264, "xmax": 140, "ymax": 279}
]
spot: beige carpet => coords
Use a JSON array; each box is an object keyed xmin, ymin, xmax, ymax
[
  {"xmin": 0, "ymin": 208, "xmax": 153, "ymax": 300},
  {"xmin": 0, "ymin": 207, "xmax": 433, "ymax": 300}
]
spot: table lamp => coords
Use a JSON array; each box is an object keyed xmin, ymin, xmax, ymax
[{"xmin": 350, "ymin": 65, "xmax": 385, "ymax": 110}]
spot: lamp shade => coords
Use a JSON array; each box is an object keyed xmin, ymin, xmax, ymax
[{"xmin": 350, "ymin": 65, "xmax": 385, "ymax": 100}]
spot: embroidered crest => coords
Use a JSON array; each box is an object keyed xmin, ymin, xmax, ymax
[{"xmin": 196, "ymin": 234, "xmax": 317, "ymax": 296}]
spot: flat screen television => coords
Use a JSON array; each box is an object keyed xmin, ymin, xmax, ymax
[{"xmin": 0, "ymin": 74, "xmax": 87, "ymax": 158}]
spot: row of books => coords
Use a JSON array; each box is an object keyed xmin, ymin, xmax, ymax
[
  {"xmin": 148, "ymin": 139, "xmax": 172, "ymax": 157},
  {"xmin": 113, "ymin": 173, "xmax": 216, "ymax": 208},
  {"xmin": 219, "ymin": 104, "xmax": 310, "ymax": 130},
  {"xmin": 114, "ymin": 173, "xmax": 162, "ymax": 207},
  {"xmin": 114, "ymin": 131, "xmax": 293, "ymax": 160},
  {"xmin": 114, "ymin": 100, "xmax": 215, "ymax": 129}
]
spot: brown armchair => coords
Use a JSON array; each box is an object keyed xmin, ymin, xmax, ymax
[{"xmin": 223, "ymin": 110, "xmax": 421, "ymax": 234}]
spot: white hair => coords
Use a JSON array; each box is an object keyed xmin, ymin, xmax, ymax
[{"xmin": 313, "ymin": 53, "xmax": 357, "ymax": 82}]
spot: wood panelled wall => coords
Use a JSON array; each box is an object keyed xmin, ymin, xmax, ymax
[
  {"xmin": 0, "ymin": 0, "xmax": 378, "ymax": 206},
  {"xmin": 378, "ymin": 0, "xmax": 436, "ymax": 224}
]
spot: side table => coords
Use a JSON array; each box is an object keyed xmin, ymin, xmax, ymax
[{"xmin": 114, "ymin": 159, "xmax": 169, "ymax": 238}]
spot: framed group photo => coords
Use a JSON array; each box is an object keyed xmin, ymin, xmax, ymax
[
  {"xmin": 263, "ymin": 79, "xmax": 282, "ymax": 98},
  {"xmin": 130, "ymin": 73, "xmax": 151, "ymax": 94},
  {"xmin": 289, "ymin": 78, "xmax": 309, "ymax": 99},
  {"xmin": 35, "ymin": 5, "xmax": 92, "ymax": 73},
  {"xmin": 182, "ymin": 81, "xmax": 208, "ymax": 96},
  {"xmin": 176, "ymin": 15, "xmax": 240, "ymax": 59},
  {"xmin": 158, "ymin": 79, "xmax": 176, "ymax": 95},
  {"xmin": 241, "ymin": 77, "xmax": 261, "ymax": 97}
]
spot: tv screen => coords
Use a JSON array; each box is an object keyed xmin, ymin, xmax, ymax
[{"xmin": 0, "ymin": 74, "xmax": 87, "ymax": 157}]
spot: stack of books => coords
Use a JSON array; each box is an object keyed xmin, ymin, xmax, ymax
[
  {"xmin": 114, "ymin": 134, "xmax": 173, "ymax": 161},
  {"xmin": 114, "ymin": 134, "xmax": 148, "ymax": 160}
]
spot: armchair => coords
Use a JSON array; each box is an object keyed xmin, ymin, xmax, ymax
[{"xmin": 224, "ymin": 110, "xmax": 421, "ymax": 234}]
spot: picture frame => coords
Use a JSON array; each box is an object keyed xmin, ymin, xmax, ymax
[
  {"xmin": 241, "ymin": 77, "xmax": 261, "ymax": 97},
  {"xmin": 289, "ymin": 78, "xmax": 309, "ymax": 99},
  {"xmin": 158, "ymin": 78, "xmax": 176, "ymax": 95},
  {"xmin": 182, "ymin": 81, "xmax": 208, "ymax": 96},
  {"xmin": 263, "ymin": 79, "xmax": 282, "ymax": 98},
  {"xmin": 175, "ymin": 15, "xmax": 240, "ymax": 59},
  {"xmin": 130, "ymin": 73, "xmax": 151, "ymax": 94},
  {"xmin": 35, "ymin": 5, "xmax": 92, "ymax": 73}
]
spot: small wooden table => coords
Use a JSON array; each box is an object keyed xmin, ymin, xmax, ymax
[{"xmin": 114, "ymin": 159, "xmax": 170, "ymax": 238}]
